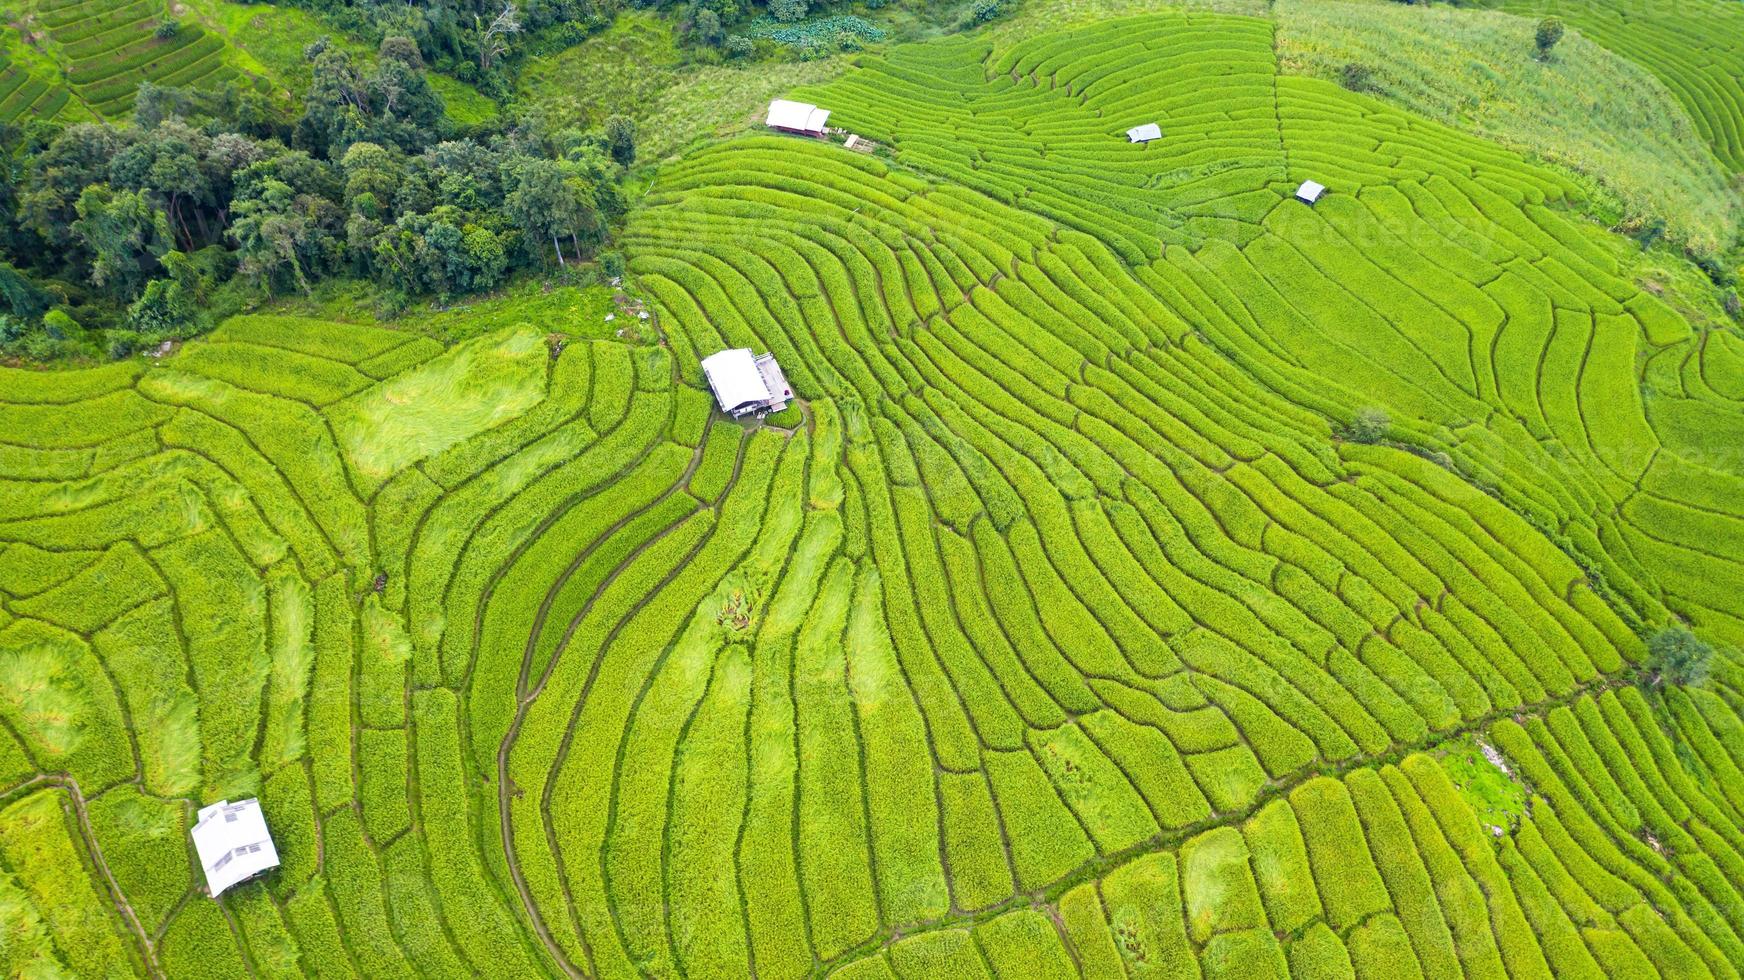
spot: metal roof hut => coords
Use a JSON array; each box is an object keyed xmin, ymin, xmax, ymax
[
  {"xmin": 1127, "ymin": 123, "xmax": 1162, "ymax": 144},
  {"xmin": 1295, "ymin": 180, "xmax": 1327, "ymax": 205},
  {"xmin": 702, "ymin": 348, "xmax": 792, "ymax": 417},
  {"xmin": 191, "ymin": 799, "xmax": 279, "ymax": 897},
  {"xmin": 766, "ymin": 99, "xmax": 831, "ymax": 137}
]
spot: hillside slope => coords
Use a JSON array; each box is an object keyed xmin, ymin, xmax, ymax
[{"xmin": 1, "ymin": 11, "xmax": 1742, "ymax": 979}]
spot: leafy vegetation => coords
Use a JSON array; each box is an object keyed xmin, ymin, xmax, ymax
[
  {"xmin": 0, "ymin": 38, "xmax": 633, "ymax": 362},
  {"xmin": 1643, "ymin": 626, "xmax": 1715, "ymax": 689}
]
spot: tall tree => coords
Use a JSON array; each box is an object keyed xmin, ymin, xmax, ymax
[
  {"xmin": 71, "ymin": 185, "xmax": 172, "ymax": 300},
  {"xmin": 108, "ymin": 120, "xmax": 217, "ymax": 250},
  {"xmin": 20, "ymin": 124, "xmax": 119, "ymax": 251},
  {"xmin": 478, "ymin": 2, "xmax": 522, "ymax": 73},
  {"xmin": 502, "ymin": 157, "xmax": 599, "ymax": 265}
]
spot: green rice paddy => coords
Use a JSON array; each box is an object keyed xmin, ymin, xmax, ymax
[{"xmin": 3, "ymin": 5, "xmax": 1744, "ymax": 979}]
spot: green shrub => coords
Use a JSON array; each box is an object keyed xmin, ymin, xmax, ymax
[
  {"xmin": 1535, "ymin": 17, "xmax": 1564, "ymax": 59},
  {"xmin": 968, "ymin": 0, "xmax": 1006, "ymax": 24},
  {"xmin": 1340, "ymin": 406, "xmax": 1391, "ymax": 444},
  {"xmin": 1642, "ymin": 626, "xmax": 1713, "ymax": 689}
]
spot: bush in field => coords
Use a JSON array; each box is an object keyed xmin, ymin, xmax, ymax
[
  {"xmin": 1641, "ymin": 627, "xmax": 1712, "ymax": 689},
  {"xmin": 770, "ymin": 0, "xmax": 807, "ymax": 22},
  {"xmin": 1339, "ymin": 407, "xmax": 1390, "ymax": 444},
  {"xmin": 1631, "ymin": 217, "xmax": 1668, "ymax": 250},
  {"xmin": 126, "ymin": 277, "xmax": 196, "ymax": 337},
  {"xmin": 42, "ymin": 308, "xmax": 80, "ymax": 336},
  {"xmin": 968, "ymin": 0, "xmax": 1007, "ymax": 24},
  {"xmin": 1535, "ymin": 17, "xmax": 1564, "ymax": 59},
  {"xmin": 693, "ymin": 9, "xmax": 724, "ymax": 47},
  {"xmin": 1339, "ymin": 62, "xmax": 1373, "ymax": 92},
  {"xmin": 605, "ymin": 115, "xmax": 637, "ymax": 166}
]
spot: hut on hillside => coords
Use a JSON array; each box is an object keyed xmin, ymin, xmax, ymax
[
  {"xmin": 1127, "ymin": 123, "xmax": 1162, "ymax": 144},
  {"xmin": 1295, "ymin": 180, "xmax": 1327, "ymax": 205},
  {"xmin": 702, "ymin": 349, "xmax": 792, "ymax": 417},
  {"xmin": 191, "ymin": 799, "xmax": 280, "ymax": 897},
  {"xmin": 766, "ymin": 99, "xmax": 831, "ymax": 137}
]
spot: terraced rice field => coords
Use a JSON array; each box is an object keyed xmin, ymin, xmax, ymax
[
  {"xmin": 4, "ymin": 10, "xmax": 1744, "ymax": 979},
  {"xmin": 24, "ymin": 0, "xmax": 246, "ymax": 115},
  {"xmin": 0, "ymin": 52, "xmax": 71, "ymax": 123}
]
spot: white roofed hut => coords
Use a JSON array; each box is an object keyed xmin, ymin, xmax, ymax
[
  {"xmin": 1127, "ymin": 123, "xmax": 1162, "ymax": 144},
  {"xmin": 702, "ymin": 349, "xmax": 793, "ymax": 418},
  {"xmin": 1295, "ymin": 180, "xmax": 1326, "ymax": 205},
  {"xmin": 191, "ymin": 799, "xmax": 279, "ymax": 897},
  {"xmin": 766, "ymin": 99, "xmax": 831, "ymax": 137}
]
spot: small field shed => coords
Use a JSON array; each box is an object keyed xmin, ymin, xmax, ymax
[
  {"xmin": 1127, "ymin": 123, "xmax": 1162, "ymax": 143},
  {"xmin": 1295, "ymin": 180, "xmax": 1326, "ymax": 205},
  {"xmin": 191, "ymin": 799, "xmax": 280, "ymax": 897},
  {"xmin": 766, "ymin": 99, "xmax": 831, "ymax": 136},
  {"xmin": 702, "ymin": 349, "xmax": 793, "ymax": 417}
]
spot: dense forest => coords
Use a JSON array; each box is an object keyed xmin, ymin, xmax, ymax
[{"xmin": 0, "ymin": 34, "xmax": 638, "ymax": 361}]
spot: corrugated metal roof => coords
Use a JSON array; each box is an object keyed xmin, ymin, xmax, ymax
[
  {"xmin": 703, "ymin": 348, "xmax": 774, "ymax": 414},
  {"xmin": 192, "ymin": 799, "xmax": 280, "ymax": 897},
  {"xmin": 755, "ymin": 353, "xmax": 792, "ymax": 411},
  {"xmin": 766, "ymin": 99, "xmax": 830, "ymax": 134}
]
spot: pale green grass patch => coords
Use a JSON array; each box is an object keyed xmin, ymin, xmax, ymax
[
  {"xmin": 428, "ymin": 73, "xmax": 498, "ymax": 127},
  {"xmin": 1437, "ymin": 734, "xmax": 1527, "ymax": 833},
  {"xmin": 261, "ymin": 568, "xmax": 314, "ymax": 768},
  {"xmin": 331, "ymin": 325, "xmax": 550, "ymax": 492},
  {"xmin": 267, "ymin": 276, "xmax": 616, "ymax": 345},
  {"xmin": 0, "ymin": 622, "xmax": 89, "ymax": 759}
]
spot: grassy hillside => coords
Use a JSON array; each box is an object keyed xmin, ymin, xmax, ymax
[
  {"xmin": 518, "ymin": 12, "xmax": 848, "ymax": 161},
  {"xmin": 539, "ymin": 0, "xmax": 1743, "ymax": 257},
  {"xmin": 1482, "ymin": 0, "xmax": 1744, "ymax": 173},
  {"xmin": 3, "ymin": 8, "xmax": 1744, "ymax": 980},
  {"xmin": 1274, "ymin": 0, "xmax": 1740, "ymax": 258}
]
